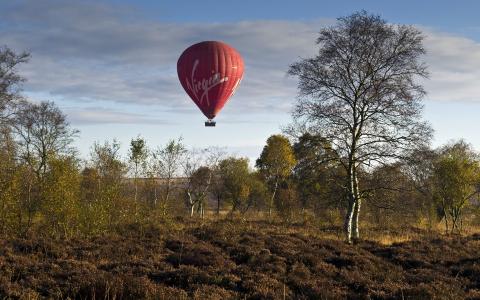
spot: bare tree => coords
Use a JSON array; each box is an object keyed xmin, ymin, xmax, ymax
[
  {"xmin": 288, "ymin": 11, "xmax": 432, "ymax": 243},
  {"xmin": 0, "ymin": 46, "xmax": 30, "ymax": 126},
  {"xmin": 91, "ymin": 140, "xmax": 125, "ymax": 184},
  {"xmin": 403, "ymin": 146, "xmax": 439, "ymax": 226},
  {"xmin": 182, "ymin": 147, "xmax": 225, "ymax": 218},
  {"xmin": 152, "ymin": 138, "xmax": 186, "ymax": 212},
  {"xmin": 13, "ymin": 100, "xmax": 79, "ymax": 180}
]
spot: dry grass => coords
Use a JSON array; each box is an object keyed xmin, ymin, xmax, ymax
[{"xmin": 1, "ymin": 220, "xmax": 480, "ymax": 299}]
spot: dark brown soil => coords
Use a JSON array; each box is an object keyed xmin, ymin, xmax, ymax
[{"xmin": 1, "ymin": 221, "xmax": 479, "ymax": 299}]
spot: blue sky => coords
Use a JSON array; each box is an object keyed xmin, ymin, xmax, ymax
[
  {"xmin": 114, "ymin": 0, "xmax": 480, "ymax": 38},
  {"xmin": 2, "ymin": 0, "xmax": 480, "ymax": 163}
]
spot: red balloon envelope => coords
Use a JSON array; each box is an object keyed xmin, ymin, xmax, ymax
[{"xmin": 177, "ymin": 41, "xmax": 244, "ymax": 122}]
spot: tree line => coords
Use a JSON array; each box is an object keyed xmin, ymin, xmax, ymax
[{"xmin": 1, "ymin": 12, "xmax": 480, "ymax": 242}]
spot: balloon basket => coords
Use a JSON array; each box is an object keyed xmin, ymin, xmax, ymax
[{"xmin": 205, "ymin": 120, "xmax": 216, "ymax": 127}]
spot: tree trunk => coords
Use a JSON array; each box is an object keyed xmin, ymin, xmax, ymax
[
  {"xmin": 352, "ymin": 174, "xmax": 361, "ymax": 241},
  {"xmin": 134, "ymin": 163, "xmax": 138, "ymax": 202},
  {"xmin": 133, "ymin": 165, "xmax": 138, "ymax": 219},
  {"xmin": 161, "ymin": 202, "xmax": 167, "ymax": 216},
  {"xmin": 23, "ymin": 180, "xmax": 33, "ymax": 237},
  {"xmin": 134, "ymin": 181, "xmax": 138, "ymax": 202},
  {"xmin": 450, "ymin": 208, "xmax": 456, "ymax": 234},
  {"xmin": 187, "ymin": 191, "xmax": 195, "ymax": 217},
  {"xmin": 154, "ymin": 185, "xmax": 158, "ymax": 208},
  {"xmin": 269, "ymin": 179, "xmax": 279, "ymax": 218},
  {"xmin": 460, "ymin": 210, "xmax": 464, "ymax": 232},
  {"xmin": 190, "ymin": 203, "xmax": 195, "ymax": 217},
  {"xmin": 344, "ymin": 199, "xmax": 355, "ymax": 244},
  {"xmin": 451, "ymin": 207, "xmax": 461, "ymax": 234},
  {"xmin": 352, "ymin": 197, "xmax": 361, "ymax": 241},
  {"xmin": 344, "ymin": 161, "xmax": 360, "ymax": 244},
  {"xmin": 165, "ymin": 177, "xmax": 171, "ymax": 205},
  {"xmin": 443, "ymin": 207, "xmax": 449, "ymax": 234}
]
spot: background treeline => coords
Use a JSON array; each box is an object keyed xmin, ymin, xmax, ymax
[
  {"xmin": 1, "ymin": 98, "xmax": 480, "ymax": 238},
  {"xmin": 2, "ymin": 31, "xmax": 480, "ymax": 240}
]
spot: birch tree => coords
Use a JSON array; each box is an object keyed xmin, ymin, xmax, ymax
[
  {"xmin": 182, "ymin": 149, "xmax": 203, "ymax": 217},
  {"xmin": 288, "ymin": 11, "xmax": 432, "ymax": 243},
  {"xmin": 152, "ymin": 138, "xmax": 186, "ymax": 212},
  {"xmin": 182, "ymin": 147, "xmax": 224, "ymax": 218},
  {"xmin": 128, "ymin": 136, "xmax": 148, "ymax": 202}
]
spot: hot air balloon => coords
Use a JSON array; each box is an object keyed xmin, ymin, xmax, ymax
[{"xmin": 177, "ymin": 41, "xmax": 244, "ymax": 126}]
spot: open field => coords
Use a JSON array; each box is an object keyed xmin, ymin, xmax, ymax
[{"xmin": 1, "ymin": 220, "xmax": 480, "ymax": 299}]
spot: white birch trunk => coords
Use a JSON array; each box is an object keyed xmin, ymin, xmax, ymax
[
  {"xmin": 352, "ymin": 174, "xmax": 361, "ymax": 241},
  {"xmin": 344, "ymin": 200, "xmax": 355, "ymax": 244}
]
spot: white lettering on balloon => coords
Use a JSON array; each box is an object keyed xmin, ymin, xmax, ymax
[
  {"xmin": 229, "ymin": 78, "xmax": 242, "ymax": 98},
  {"xmin": 185, "ymin": 59, "xmax": 229, "ymax": 106}
]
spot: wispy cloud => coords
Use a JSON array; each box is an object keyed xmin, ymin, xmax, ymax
[
  {"xmin": 422, "ymin": 28, "xmax": 480, "ymax": 102},
  {"xmin": 64, "ymin": 107, "xmax": 173, "ymax": 125},
  {"xmin": 2, "ymin": 0, "xmax": 480, "ymax": 127},
  {"xmin": 1, "ymin": 0, "xmax": 325, "ymax": 118}
]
